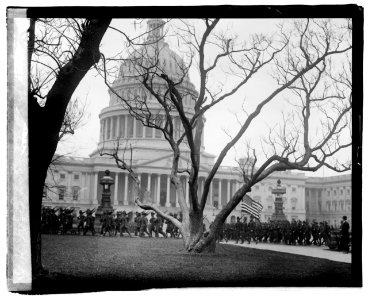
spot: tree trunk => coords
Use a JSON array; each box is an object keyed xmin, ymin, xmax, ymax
[
  {"xmin": 181, "ymin": 211, "xmax": 204, "ymax": 251},
  {"xmin": 28, "ymin": 19, "xmax": 111, "ymax": 278}
]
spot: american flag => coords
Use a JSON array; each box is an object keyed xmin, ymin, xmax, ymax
[{"xmin": 241, "ymin": 195, "xmax": 263, "ymax": 220}]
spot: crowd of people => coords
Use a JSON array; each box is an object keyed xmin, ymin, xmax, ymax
[
  {"xmin": 219, "ymin": 216, "xmax": 350, "ymax": 251},
  {"xmin": 41, "ymin": 206, "xmax": 351, "ymax": 252},
  {"xmin": 40, "ymin": 206, "xmax": 183, "ymax": 238}
]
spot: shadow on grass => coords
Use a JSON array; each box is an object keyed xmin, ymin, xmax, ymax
[{"xmin": 25, "ymin": 234, "xmax": 356, "ymax": 294}]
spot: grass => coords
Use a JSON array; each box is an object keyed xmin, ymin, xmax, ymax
[{"xmin": 32, "ymin": 234, "xmax": 354, "ymax": 293}]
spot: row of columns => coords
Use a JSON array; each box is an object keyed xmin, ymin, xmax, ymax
[
  {"xmin": 107, "ymin": 173, "xmax": 240, "ymax": 209},
  {"xmin": 99, "ymin": 115, "xmax": 192, "ymax": 143},
  {"xmin": 51, "ymin": 170, "xmax": 241, "ymax": 209}
]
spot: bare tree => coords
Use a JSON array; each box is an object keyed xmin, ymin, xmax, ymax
[
  {"xmin": 98, "ymin": 18, "xmax": 351, "ymax": 252},
  {"xmin": 28, "ymin": 18, "xmax": 111, "ymax": 276}
]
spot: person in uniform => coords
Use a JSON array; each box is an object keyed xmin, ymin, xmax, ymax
[
  {"xmin": 139, "ymin": 211, "xmax": 149, "ymax": 237},
  {"xmin": 77, "ymin": 210, "xmax": 85, "ymax": 235},
  {"xmin": 83, "ymin": 209, "xmax": 96, "ymax": 236},
  {"xmin": 340, "ymin": 216, "xmax": 350, "ymax": 253},
  {"xmin": 148, "ymin": 212, "xmax": 156, "ymax": 237},
  {"xmin": 166, "ymin": 213, "xmax": 175, "ymax": 238},
  {"xmin": 120, "ymin": 211, "xmax": 132, "ymax": 237},
  {"xmin": 155, "ymin": 214, "xmax": 167, "ymax": 238},
  {"xmin": 235, "ymin": 217, "xmax": 243, "ymax": 244},
  {"xmin": 134, "ymin": 212, "xmax": 141, "ymax": 236}
]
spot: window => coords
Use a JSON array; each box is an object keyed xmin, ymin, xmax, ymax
[
  {"xmin": 268, "ymin": 206, "xmax": 272, "ymax": 210},
  {"xmin": 332, "ymin": 201, "xmax": 337, "ymax": 211},
  {"xmin": 74, "ymin": 174, "xmax": 79, "ymax": 180},
  {"xmin": 339, "ymin": 201, "xmax": 344, "ymax": 211},
  {"xmin": 327, "ymin": 191, "xmax": 330, "ymax": 197},
  {"xmin": 334, "ymin": 190, "xmax": 337, "ymax": 196},
  {"xmin": 292, "ymin": 187, "xmax": 296, "ymax": 192},
  {"xmin": 306, "ymin": 190, "xmax": 310, "ymax": 197},
  {"xmin": 72, "ymin": 186, "xmax": 80, "ymax": 201},
  {"xmin": 326, "ymin": 201, "xmax": 331, "ymax": 212},
  {"xmin": 58, "ymin": 186, "xmax": 66, "ymax": 201},
  {"xmin": 347, "ymin": 189, "xmax": 350, "ymax": 195},
  {"xmin": 340, "ymin": 189, "xmax": 343, "ymax": 195},
  {"xmin": 60, "ymin": 173, "xmax": 65, "ymax": 180}
]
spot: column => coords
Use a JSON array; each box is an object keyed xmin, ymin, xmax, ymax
[
  {"xmin": 68, "ymin": 172, "xmax": 73, "ymax": 199},
  {"xmin": 116, "ymin": 116, "xmax": 120, "ymax": 139},
  {"xmin": 147, "ymin": 173, "xmax": 151, "ymax": 201},
  {"xmin": 176, "ymin": 183, "xmax": 179, "ymax": 207},
  {"xmin": 110, "ymin": 116, "xmax": 114, "ymax": 139},
  {"xmin": 81, "ymin": 172, "xmax": 85, "ymax": 202},
  {"xmin": 166, "ymin": 175, "xmax": 170, "ymax": 207},
  {"xmin": 152, "ymin": 126, "xmax": 156, "ymax": 138},
  {"xmin": 143, "ymin": 121, "xmax": 146, "ymax": 138},
  {"xmin": 124, "ymin": 115, "xmax": 128, "ymax": 138},
  {"xmin": 156, "ymin": 174, "xmax": 161, "ymax": 205},
  {"xmin": 99, "ymin": 120, "xmax": 103, "ymax": 141},
  {"xmin": 86, "ymin": 172, "xmax": 91, "ymax": 203},
  {"xmin": 218, "ymin": 179, "xmax": 222, "ymax": 209},
  {"xmin": 209, "ymin": 180, "xmax": 213, "ymax": 206},
  {"xmin": 227, "ymin": 180, "xmax": 231, "ymax": 202},
  {"xmin": 147, "ymin": 173, "xmax": 151, "ymax": 191},
  {"xmin": 133, "ymin": 117, "xmax": 137, "ymax": 137},
  {"xmin": 114, "ymin": 172, "xmax": 119, "ymax": 205},
  {"xmin": 105, "ymin": 118, "xmax": 109, "ymax": 140},
  {"xmin": 186, "ymin": 177, "xmax": 189, "ymax": 207},
  {"xmin": 93, "ymin": 172, "xmax": 98, "ymax": 204},
  {"xmin": 124, "ymin": 173, "xmax": 128, "ymax": 205}
]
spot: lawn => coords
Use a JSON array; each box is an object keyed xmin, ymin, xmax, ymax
[{"xmin": 33, "ymin": 234, "xmax": 354, "ymax": 293}]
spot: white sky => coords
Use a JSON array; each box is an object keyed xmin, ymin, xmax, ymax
[{"xmin": 57, "ymin": 17, "xmax": 351, "ymax": 178}]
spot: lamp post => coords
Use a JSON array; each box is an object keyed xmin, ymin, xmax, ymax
[
  {"xmin": 271, "ymin": 179, "xmax": 287, "ymax": 221},
  {"xmin": 95, "ymin": 170, "xmax": 114, "ymax": 222}
]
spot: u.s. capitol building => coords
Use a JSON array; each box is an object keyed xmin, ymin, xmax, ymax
[{"xmin": 43, "ymin": 19, "xmax": 351, "ymax": 228}]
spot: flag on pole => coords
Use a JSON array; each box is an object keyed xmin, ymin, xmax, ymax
[{"xmin": 241, "ymin": 195, "xmax": 263, "ymax": 220}]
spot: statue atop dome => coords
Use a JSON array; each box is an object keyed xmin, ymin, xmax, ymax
[{"xmin": 146, "ymin": 19, "xmax": 165, "ymax": 42}]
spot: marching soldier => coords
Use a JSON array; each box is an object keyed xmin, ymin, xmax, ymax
[
  {"xmin": 166, "ymin": 213, "xmax": 175, "ymax": 238},
  {"xmin": 148, "ymin": 212, "xmax": 156, "ymax": 237},
  {"xmin": 134, "ymin": 212, "xmax": 141, "ymax": 236},
  {"xmin": 120, "ymin": 211, "xmax": 132, "ymax": 237},
  {"xmin": 83, "ymin": 209, "xmax": 96, "ymax": 236},
  {"xmin": 77, "ymin": 210, "xmax": 85, "ymax": 235},
  {"xmin": 139, "ymin": 211, "xmax": 150, "ymax": 237},
  {"xmin": 155, "ymin": 214, "xmax": 167, "ymax": 238},
  {"xmin": 235, "ymin": 217, "xmax": 243, "ymax": 244}
]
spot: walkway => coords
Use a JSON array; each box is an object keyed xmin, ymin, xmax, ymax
[{"xmin": 223, "ymin": 241, "xmax": 351, "ymax": 263}]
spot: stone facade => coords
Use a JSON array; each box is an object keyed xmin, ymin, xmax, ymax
[{"xmin": 305, "ymin": 175, "xmax": 352, "ymax": 229}]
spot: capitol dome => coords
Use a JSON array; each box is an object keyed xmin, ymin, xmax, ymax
[{"xmin": 91, "ymin": 19, "xmax": 209, "ymax": 161}]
